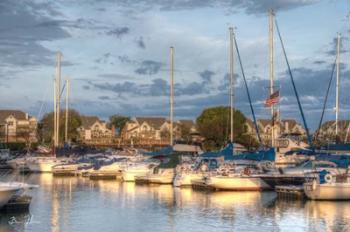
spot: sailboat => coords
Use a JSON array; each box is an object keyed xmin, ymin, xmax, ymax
[
  {"xmin": 27, "ymin": 52, "xmax": 69, "ymax": 173},
  {"xmin": 135, "ymin": 47, "xmax": 177, "ymax": 185}
]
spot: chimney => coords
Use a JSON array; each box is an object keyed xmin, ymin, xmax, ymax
[
  {"xmin": 25, "ymin": 113, "xmax": 28, "ymax": 120},
  {"xmin": 285, "ymin": 121, "xmax": 289, "ymax": 133}
]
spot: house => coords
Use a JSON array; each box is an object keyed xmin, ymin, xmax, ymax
[
  {"xmin": 316, "ymin": 120, "xmax": 350, "ymax": 142},
  {"xmin": 0, "ymin": 110, "xmax": 37, "ymax": 143},
  {"xmin": 121, "ymin": 117, "xmax": 198, "ymax": 143},
  {"xmin": 122, "ymin": 117, "xmax": 169, "ymax": 141},
  {"xmin": 245, "ymin": 118, "xmax": 306, "ymax": 145},
  {"xmin": 77, "ymin": 116, "xmax": 113, "ymax": 143}
]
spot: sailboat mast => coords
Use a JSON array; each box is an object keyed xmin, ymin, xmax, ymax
[
  {"xmin": 269, "ymin": 9, "xmax": 275, "ymax": 147},
  {"xmin": 65, "ymin": 79, "xmax": 70, "ymax": 144},
  {"xmin": 335, "ymin": 33, "xmax": 340, "ymax": 137},
  {"xmin": 229, "ymin": 27, "xmax": 234, "ymax": 143},
  {"xmin": 53, "ymin": 78, "xmax": 57, "ymax": 150},
  {"xmin": 55, "ymin": 52, "xmax": 62, "ymax": 147},
  {"xmin": 170, "ymin": 47, "xmax": 174, "ymax": 146}
]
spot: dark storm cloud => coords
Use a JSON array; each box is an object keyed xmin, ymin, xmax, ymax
[
  {"xmin": 136, "ymin": 36, "xmax": 146, "ymax": 49},
  {"xmin": 134, "ymin": 60, "xmax": 164, "ymax": 75},
  {"xmin": 106, "ymin": 27, "xmax": 130, "ymax": 38},
  {"xmin": 0, "ymin": 1, "xmax": 70, "ymax": 68},
  {"xmin": 115, "ymin": 0, "xmax": 318, "ymax": 14}
]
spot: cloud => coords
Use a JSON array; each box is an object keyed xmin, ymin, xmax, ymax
[
  {"xmin": 98, "ymin": 96, "xmax": 111, "ymax": 100},
  {"xmin": 0, "ymin": 1, "xmax": 70, "ymax": 68},
  {"xmin": 136, "ymin": 36, "xmax": 146, "ymax": 49},
  {"xmin": 199, "ymin": 70, "xmax": 215, "ymax": 83},
  {"xmin": 115, "ymin": 0, "xmax": 318, "ymax": 14},
  {"xmin": 134, "ymin": 60, "xmax": 164, "ymax": 75},
  {"xmin": 106, "ymin": 26, "xmax": 130, "ymax": 38}
]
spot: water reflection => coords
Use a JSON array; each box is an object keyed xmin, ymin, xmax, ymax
[{"xmin": 1, "ymin": 173, "xmax": 350, "ymax": 231}]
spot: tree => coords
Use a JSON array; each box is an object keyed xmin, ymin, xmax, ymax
[
  {"xmin": 38, "ymin": 109, "xmax": 82, "ymax": 144},
  {"xmin": 196, "ymin": 106, "xmax": 258, "ymax": 150},
  {"xmin": 109, "ymin": 115, "xmax": 130, "ymax": 137}
]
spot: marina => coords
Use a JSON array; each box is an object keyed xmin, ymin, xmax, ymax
[{"xmin": 0, "ymin": 0, "xmax": 350, "ymax": 231}]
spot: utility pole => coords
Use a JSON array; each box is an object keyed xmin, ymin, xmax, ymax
[
  {"xmin": 65, "ymin": 79, "xmax": 70, "ymax": 144},
  {"xmin": 170, "ymin": 47, "xmax": 174, "ymax": 146},
  {"xmin": 335, "ymin": 33, "xmax": 340, "ymax": 138},
  {"xmin": 229, "ymin": 27, "xmax": 235, "ymax": 144},
  {"xmin": 269, "ymin": 9, "xmax": 275, "ymax": 147}
]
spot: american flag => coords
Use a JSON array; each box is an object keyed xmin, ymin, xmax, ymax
[{"xmin": 265, "ymin": 90, "xmax": 280, "ymax": 107}]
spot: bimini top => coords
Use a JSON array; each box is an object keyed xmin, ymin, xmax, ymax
[
  {"xmin": 200, "ymin": 143, "xmax": 234, "ymax": 160},
  {"xmin": 231, "ymin": 148, "xmax": 275, "ymax": 162}
]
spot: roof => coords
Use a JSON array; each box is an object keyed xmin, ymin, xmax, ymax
[
  {"xmin": 177, "ymin": 120, "xmax": 195, "ymax": 128},
  {"xmin": 0, "ymin": 110, "xmax": 27, "ymax": 124},
  {"xmin": 319, "ymin": 120, "xmax": 350, "ymax": 131},
  {"xmin": 135, "ymin": 117, "xmax": 166, "ymax": 130},
  {"xmin": 281, "ymin": 119, "xmax": 297, "ymax": 129},
  {"xmin": 258, "ymin": 119, "xmax": 271, "ymax": 127},
  {"xmin": 80, "ymin": 116, "xmax": 100, "ymax": 129}
]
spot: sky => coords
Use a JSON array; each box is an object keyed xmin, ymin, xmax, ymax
[{"xmin": 0, "ymin": 0, "xmax": 350, "ymax": 131}]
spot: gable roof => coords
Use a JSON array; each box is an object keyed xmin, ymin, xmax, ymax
[
  {"xmin": 0, "ymin": 110, "xmax": 27, "ymax": 124},
  {"xmin": 135, "ymin": 117, "xmax": 166, "ymax": 130},
  {"xmin": 80, "ymin": 116, "xmax": 100, "ymax": 129},
  {"xmin": 282, "ymin": 119, "xmax": 297, "ymax": 129},
  {"xmin": 177, "ymin": 120, "xmax": 195, "ymax": 128}
]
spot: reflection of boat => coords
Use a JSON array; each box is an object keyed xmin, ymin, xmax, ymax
[{"xmin": 304, "ymin": 172, "xmax": 350, "ymax": 200}]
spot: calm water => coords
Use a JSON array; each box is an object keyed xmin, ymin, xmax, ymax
[{"xmin": 0, "ymin": 173, "xmax": 350, "ymax": 232}]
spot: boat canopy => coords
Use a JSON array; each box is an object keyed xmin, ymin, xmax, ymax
[
  {"xmin": 316, "ymin": 153, "xmax": 350, "ymax": 168},
  {"xmin": 143, "ymin": 146, "xmax": 173, "ymax": 156},
  {"xmin": 200, "ymin": 143, "xmax": 234, "ymax": 160},
  {"xmin": 231, "ymin": 148, "xmax": 275, "ymax": 162}
]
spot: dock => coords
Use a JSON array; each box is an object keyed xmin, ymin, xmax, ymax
[{"xmin": 275, "ymin": 185, "xmax": 305, "ymax": 199}]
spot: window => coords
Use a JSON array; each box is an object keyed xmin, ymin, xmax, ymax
[{"xmin": 7, "ymin": 122, "xmax": 13, "ymax": 126}]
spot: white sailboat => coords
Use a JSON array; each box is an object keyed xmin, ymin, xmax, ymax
[{"xmin": 304, "ymin": 173, "xmax": 350, "ymax": 200}]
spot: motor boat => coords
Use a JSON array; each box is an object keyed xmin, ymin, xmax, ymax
[
  {"xmin": 259, "ymin": 160, "xmax": 343, "ymax": 189},
  {"xmin": 122, "ymin": 161, "xmax": 159, "ymax": 182},
  {"xmin": 0, "ymin": 182, "xmax": 25, "ymax": 208},
  {"xmin": 143, "ymin": 168, "xmax": 175, "ymax": 184},
  {"xmin": 26, "ymin": 157, "xmax": 70, "ymax": 173}
]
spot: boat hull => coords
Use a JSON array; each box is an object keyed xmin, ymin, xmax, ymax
[
  {"xmin": 206, "ymin": 176, "xmax": 271, "ymax": 191},
  {"xmin": 304, "ymin": 182, "xmax": 350, "ymax": 200},
  {"xmin": 0, "ymin": 187, "xmax": 20, "ymax": 208},
  {"xmin": 174, "ymin": 173, "xmax": 203, "ymax": 187}
]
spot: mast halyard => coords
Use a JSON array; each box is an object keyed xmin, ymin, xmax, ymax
[
  {"xmin": 229, "ymin": 27, "xmax": 235, "ymax": 144},
  {"xmin": 269, "ymin": 9, "xmax": 276, "ymax": 147},
  {"xmin": 170, "ymin": 47, "xmax": 174, "ymax": 146},
  {"xmin": 335, "ymin": 33, "xmax": 340, "ymax": 138}
]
